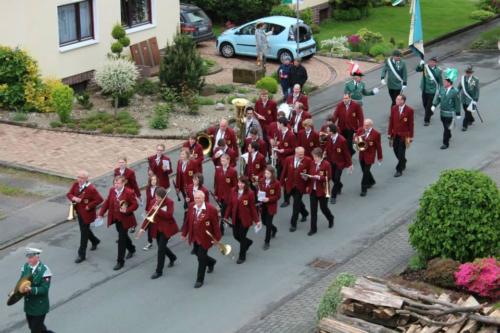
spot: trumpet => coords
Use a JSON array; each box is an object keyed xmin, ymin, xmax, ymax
[
  {"xmin": 67, "ymin": 203, "xmax": 76, "ymax": 221},
  {"xmin": 205, "ymin": 230, "xmax": 232, "ymax": 256}
]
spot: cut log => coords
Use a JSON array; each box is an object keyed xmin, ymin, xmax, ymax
[
  {"xmin": 444, "ymin": 298, "xmax": 467, "ymax": 333},
  {"xmin": 406, "ymin": 324, "xmax": 422, "ymax": 333},
  {"xmin": 318, "ymin": 317, "xmax": 369, "ymax": 333},
  {"xmin": 335, "ymin": 314, "xmax": 400, "ymax": 333},
  {"xmin": 459, "ymin": 319, "xmax": 479, "ymax": 333},
  {"xmin": 341, "ymin": 286, "xmax": 405, "ymax": 308},
  {"xmin": 420, "ymin": 294, "xmax": 453, "ymax": 333},
  {"xmin": 373, "ymin": 308, "xmax": 396, "ymax": 320},
  {"xmin": 476, "ymin": 326, "xmax": 497, "ymax": 333}
]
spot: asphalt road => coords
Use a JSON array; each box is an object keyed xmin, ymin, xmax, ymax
[{"xmin": 1, "ymin": 39, "xmax": 500, "ymax": 333}]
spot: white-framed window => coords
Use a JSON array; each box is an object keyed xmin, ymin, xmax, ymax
[
  {"xmin": 121, "ymin": 0, "xmax": 152, "ymax": 29},
  {"xmin": 58, "ymin": 0, "xmax": 95, "ymax": 46}
]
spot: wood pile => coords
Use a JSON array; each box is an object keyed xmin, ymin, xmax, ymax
[{"xmin": 318, "ymin": 276, "xmax": 500, "ymax": 333}]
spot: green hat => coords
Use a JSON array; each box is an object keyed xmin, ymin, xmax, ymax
[
  {"xmin": 392, "ymin": 50, "xmax": 402, "ymax": 57},
  {"xmin": 444, "ymin": 68, "xmax": 458, "ymax": 84}
]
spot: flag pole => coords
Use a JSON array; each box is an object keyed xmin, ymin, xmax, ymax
[{"xmin": 296, "ymin": 0, "xmax": 300, "ymax": 58}]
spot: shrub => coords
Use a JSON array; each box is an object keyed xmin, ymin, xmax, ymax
[
  {"xmin": 196, "ymin": 96, "xmax": 215, "ymax": 105},
  {"xmin": 407, "ymin": 254, "xmax": 427, "ymax": 271},
  {"xmin": 369, "ymin": 42, "xmax": 394, "ymax": 57},
  {"xmin": 331, "ymin": 0, "xmax": 370, "ymax": 20},
  {"xmin": 303, "ymin": 83, "xmax": 318, "ymax": 95},
  {"xmin": 471, "ymin": 27, "xmax": 500, "ymax": 49},
  {"xmin": 160, "ymin": 33, "xmax": 205, "ymax": 94},
  {"xmin": 77, "ymin": 111, "xmax": 140, "ymax": 134},
  {"xmin": 311, "ymin": 23, "xmax": 321, "ymax": 34},
  {"xmin": 256, "ymin": 76, "xmax": 278, "ymax": 94},
  {"xmin": 300, "ymin": 8, "xmax": 314, "ymax": 26},
  {"xmin": 317, "ymin": 273, "xmax": 357, "ymax": 320},
  {"xmin": 110, "ymin": 24, "xmax": 130, "ymax": 58},
  {"xmin": 470, "ymin": 9, "xmax": 496, "ymax": 21},
  {"xmin": 46, "ymin": 80, "xmax": 74, "ymax": 123},
  {"xmin": 11, "ymin": 112, "xmax": 28, "ymax": 122},
  {"xmin": 201, "ymin": 58, "xmax": 216, "ymax": 75},
  {"xmin": 237, "ymin": 87, "xmax": 250, "ymax": 94},
  {"xmin": 333, "ymin": 7, "xmax": 362, "ymax": 21},
  {"xmin": 478, "ymin": 0, "xmax": 500, "ymax": 13},
  {"xmin": 49, "ymin": 120, "xmax": 62, "ymax": 128},
  {"xmin": 270, "ymin": 4, "xmax": 295, "ymax": 18},
  {"xmin": 94, "ymin": 58, "xmax": 138, "ymax": 115},
  {"xmin": 75, "ymin": 92, "xmax": 93, "ymax": 109},
  {"xmin": 161, "ymin": 86, "xmax": 180, "ymax": 104},
  {"xmin": 321, "ymin": 36, "xmax": 350, "ymax": 56},
  {"xmin": 187, "ymin": 0, "xmax": 281, "ymax": 24},
  {"xmin": 135, "ymin": 79, "xmax": 160, "ymax": 96},
  {"xmin": 149, "ymin": 103, "xmax": 170, "ymax": 129},
  {"xmin": 409, "ymin": 169, "xmax": 500, "ymax": 262},
  {"xmin": 357, "ymin": 28, "xmax": 384, "ymax": 46},
  {"xmin": 180, "ymin": 84, "xmax": 199, "ymax": 115},
  {"xmin": 116, "ymin": 89, "xmax": 134, "ymax": 107},
  {"xmin": 455, "ymin": 258, "xmax": 500, "ymax": 299},
  {"xmin": 423, "ymin": 258, "xmax": 460, "ymax": 288},
  {"xmin": 215, "ymin": 84, "xmax": 235, "ymax": 94}
]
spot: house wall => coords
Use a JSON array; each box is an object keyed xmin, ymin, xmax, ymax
[
  {"xmin": 289, "ymin": 0, "xmax": 331, "ymax": 24},
  {"xmin": 0, "ymin": 0, "xmax": 180, "ymax": 81}
]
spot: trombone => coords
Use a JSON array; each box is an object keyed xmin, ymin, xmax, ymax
[
  {"xmin": 135, "ymin": 188, "xmax": 170, "ymax": 239},
  {"xmin": 205, "ymin": 230, "xmax": 232, "ymax": 256}
]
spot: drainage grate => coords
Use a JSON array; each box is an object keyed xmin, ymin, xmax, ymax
[{"xmin": 308, "ymin": 258, "xmax": 336, "ymax": 270}]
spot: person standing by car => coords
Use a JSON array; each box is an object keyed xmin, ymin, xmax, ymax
[
  {"xmin": 255, "ymin": 22, "xmax": 273, "ymax": 69},
  {"xmin": 277, "ymin": 57, "xmax": 292, "ymax": 99},
  {"xmin": 289, "ymin": 58, "xmax": 308, "ymax": 90}
]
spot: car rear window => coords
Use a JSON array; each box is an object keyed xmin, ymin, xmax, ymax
[
  {"xmin": 266, "ymin": 24, "xmax": 285, "ymax": 35},
  {"xmin": 185, "ymin": 9, "xmax": 209, "ymax": 24},
  {"xmin": 289, "ymin": 24, "xmax": 312, "ymax": 42}
]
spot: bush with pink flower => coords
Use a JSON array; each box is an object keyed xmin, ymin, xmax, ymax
[{"xmin": 454, "ymin": 257, "xmax": 500, "ymax": 299}]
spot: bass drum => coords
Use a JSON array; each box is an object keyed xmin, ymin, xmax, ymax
[{"xmin": 278, "ymin": 103, "xmax": 292, "ymax": 119}]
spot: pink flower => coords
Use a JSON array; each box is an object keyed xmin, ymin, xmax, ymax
[
  {"xmin": 348, "ymin": 35, "xmax": 361, "ymax": 45},
  {"xmin": 455, "ymin": 258, "xmax": 500, "ymax": 299}
]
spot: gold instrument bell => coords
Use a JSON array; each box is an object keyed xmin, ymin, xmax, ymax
[
  {"xmin": 7, "ymin": 275, "xmax": 32, "ymax": 306},
  {"xmin": 205, "ymin": 230, "xmax": 232, "ymax": 256},
  {"xmin": 353, "ymin": 135, "xmax": 367, "ymax": 152},
  {"xmin": 196, "ymin": 132, "xmax": 213, "ymax": 156},
  {"xmin": 232, "ymin": 98, "xmax": 250, "ymax": 143},
  {"xmin": 67, "ymin": 203, "xmax": 76, "ymax": 221}
]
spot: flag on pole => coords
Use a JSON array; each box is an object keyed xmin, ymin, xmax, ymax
[
  {"xmin": 408, "ymin": 0, "xmax": 424, "ymax": 59},
  {"xmin": 392, "ymin": 0, "xmax": 405, "ymax": 5}
]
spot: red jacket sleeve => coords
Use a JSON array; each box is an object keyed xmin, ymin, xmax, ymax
[
  {"xmin": 376, "ymin": 133, "xmax": 383, "ymax": 160},
  {"xmin": 248, "ymin": 192, "xmax": 259, "ymax": 223},
  {"xmin": 409, "ymin": 108, "xmax": 414, "ymax": 138},
  {"xmin": 87, "ymin": 186, "xmax": 103, "ymax": 210},
  {"xmin": 388, "ymin": 108, "xmax": 395, "ymax": 136},
  {"xmin": 66, "ymin": 182, "xmax": 77, "ymax": 201},
  {"xmin": 125, "ymin": 191, "xmax": 139, "ymax": 214},
  {"xmin": 210, "ymin": 206, "xmax": 222, "ymax": 241}
]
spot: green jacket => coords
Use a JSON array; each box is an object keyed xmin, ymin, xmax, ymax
[
  {"xmin": 458, "ymin": 75, "xmax": 480, "ymax": 105},
  {"xmin": 433, "ymin": 87, "xmax": 461, "ymax": 118},
  {"xmin": 344, "ymin": 80, "xmax": 374, "ymax": 105},
  {"xmin": 381, "ymin": 57, "xmax": 407, "ymax": 90},
  {"xmin": 21, "ymin": 262, "xmax": 51, "ymax": 316},
  {"xmin": 416, "ymin": 64, "xmax": 443, "ymax": 94}
]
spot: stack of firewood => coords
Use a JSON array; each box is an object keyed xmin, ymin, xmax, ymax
[{"xmin": 318, "ymin": 276, "xmax": 500, "ymax": 333}]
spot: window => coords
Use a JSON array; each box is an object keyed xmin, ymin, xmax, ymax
[
  {"xmin": 266, "ymin": 24, "xmax": 285, "ymax": 36},
  {"xmin": 121, "ymin": 0, "xmax": 152, "ymax": 29},
  {"xmin": 58, "ymin": 1, "xmax": 94, "ymax": 46},
  {"xmin": 240, "ymin": 23, "xmax": 256, "ymax": 35}
]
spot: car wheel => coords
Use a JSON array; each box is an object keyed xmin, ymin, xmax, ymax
[
  {"xmin": 278, "ymin": 49, "xmax": 294, "ymax": 63},
  {"xmin": 220, "ymin": 42, "xmax": 235, "ymax": 58}
]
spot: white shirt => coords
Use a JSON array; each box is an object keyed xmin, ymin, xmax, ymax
[
  {"xmin": 331, "ymin": 133, "xmax": 338, "ymax": 144},
  {"xmin": 119, "ymin": 168, "xmax": 125, "ymax": 175},
  {"xmin": 250, "ymin": 151, "xmax": 258, "ymax": 163},
  {"xmin": 115, "ymin": 187, "xmax": 124, "ymax": 198},
  {"xmin": 237, "ymin": 189, "xmax": 244, "ymax": 198},
  {"xmin": 155, "ymin": 154, "xmax": 162, "ymax": 165},
  {"xmin": 181, "ymin": 161, "xmax": 187, "ymax": 172},
  {"xmin": 79, "ymin": 181, "xmax": 89, "ymax": 193},
  {"xmin": 195, "ymin": 202, "xmax": 206, "ymax": 217},
  {"xmin": 294, "ymin": 158, "xmax": 301, "ymax": 168},
  {"xmin": 149, "ymin": 186, "xmax": 156, "ymax": 198},
  {"xmin": 305, "ymin": 129, "xmax": 311, "ymax": 139},
  {"xmin": 293, "ymin": 112, "xmax": 303, "ymax": 133},
  {"xmin": 446, "ymin": 87, "xmax": 452, "ymax": 95},
  {"xmin": 215, "ymin": 129, "xmax": 225, "ymax": 146},
  {"xmin": 365, "ymin": 128, "xmax": 372, "ymax": 138},
  {"xmin": 265, "ymin": 179, "xmax": 271, "ymax": 187},
  {"xmin": 281, "ymin": 127, "xmax": 288, "ymax": 140},
  {"xmin": 344, "ymin": 102, "xmax": 351, "ymax": 110},
  {"xmin": 399, "ymin": 105, "xmax": 405, "ymax": 115}
]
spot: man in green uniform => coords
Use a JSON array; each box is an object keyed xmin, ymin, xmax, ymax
[
  {"xmin": 432, "ymin": 68, "xmax": 461, "ymax": 150},
  {"xmin": 21, "ymin": 247, "xmax": 54, "ymax": 333},
  {"xmin": 344, "ymin": 68, "xmax": 379, "ymax": 106},
  {"xmin": 416, "ymin": 56, "xmax": 443, "ymax": 126},
  {"xmin": 381, "ymin": 50, "xmax": 408, "ymax": 106},
  {"xmin": 458, "ymin": 65, "xmax": 480, "ymax": 132}
]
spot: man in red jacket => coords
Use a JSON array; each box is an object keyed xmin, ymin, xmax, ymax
[
  {"xmin": 213, "ymin": 154, "xmax": 238, "ymax": 235},
  {"xmin": 98, "ymin": 176, "xmax": 138, "ymax": 270},
  {"xmin": 332, "ymin": 94, "xmax": 364, "ymax": 156},
  {"xmin": 324, "ymin": 124, "xmax": 353, "ymax": 204},
  {"xmin": 286, "ymin": 84, "xmax": 309, "ymax": 112},
  {"xmin": 273, "ymin": 117, "xmax": 296, "ymax": 206},
  {"xmin": 388, "ymin": 94, "xmax": 414, "ymax": 177},
  {"xmin": 280, "ymin": 147, "xmax": 311, "ymax": 231},
  {"xmin": 183, "ymin": 134, "xmax": 204, "ymax": 173},
  {"xmin": 147, "ymin": 144, "xmax": 173, "ymax": 189},
  {"xmin": 254, "ymin": 89, "xmax": 277, "ymax": 137},
  {"xmin": 245, "ymin": 141, "xmax": 266, "ymax": 185},
  {"xmin": 297, "ymin": 118, "xmax": 320, "ymax": 158},
  {"xmin": 356, "ymin": 119, "xmax": 383, "ymax": 197},
  {"xmin": 181, "ymin": 191, "xmax": 221, "ymax": 288},
  {"xmin": 243, "ymin": 127, "xmax": 267, "ymax": 157},
  {"xmin": 212, "ymin": 138, "xmax": 238, "ymax": 168},
  {"xmin": 290, "ymin": 102, "xmax": 312, "ymax": 134},
  {"xmin": 207, "ymin": 118, "xmax": 238, "ymax": 155},
  {"xmin": 66, "ymin": 170, "xmax": 103, "ymax": 263}
]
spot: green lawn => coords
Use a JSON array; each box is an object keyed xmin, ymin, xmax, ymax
[{"xmin": 315, "ymin": 0, "xmax": 479, "ymax": 48}]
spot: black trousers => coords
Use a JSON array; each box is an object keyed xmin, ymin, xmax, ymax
[
  {"xmin": 422, "ymin": 92, "xmax": 435, "ymax": 123},
  {"xmin": 147, "ymin": 225, "xmax": 153, "ymax": 244},
  {"xmin": 393, "ymin": 135, "xmax": 407, "ymax": 173},
  {"xmin": 360, "ymin": 160, "xmax": 375, "ymax": 192},
  {"xmin": 115, "ymin": 221, "xmax": 135, "ymax": 264},
  {"xmin": 233, "ymin": 219, "xmax": 251, "ymax": 260},
  {"xmin": 290, "ymin": 188, "xmax": 308, "ymax": 227},
  {"xmin": 26, "ymin": 314, "xmax": 47, "ymax": 333},
  {"xmin": 441, "ymin": 116, "xmax": 453, "ymax": 146},
  {"xmin": 194, "ymin": 242, "xmax": 216, "ymax": 283},
  {"xmin": 389, "ymin": 89, "xmax": 400, "ymax": 106},
  {"xmin": 462, "ymin": 103, "xmax": 475, "ymax": 129},
  {"xmin": 331, "ymin": 164, "xmax": 343, "ymax": 198},
  {"xmin": 342, "ymin": 129, "xmax": 355, "ymax": 156},
  {"xmin": 77, "ymin": 214, "xmax": 99, "ymax": 258},
  {"xmin": 219, "ymin": 201, "xmax": 227, "ymax": 234},
  {"xmin": 156, "ymin": 232, "xmax": 176, "ymax": 274},
  {"xmin": 261, "ymin": 205, "xmax": 276, "ymax": 244},
  {"xmin": 309, "ymin": 191, "xmax": 334, "ymax": 233}
]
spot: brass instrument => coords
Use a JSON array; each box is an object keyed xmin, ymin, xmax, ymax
[
  {"xmin": 67, "ymin": 203, "xmax": 76, "ymax": 221},
  {"xmin": 205, "ymin": 230, "xmax": 232, "ymax": 256},
  {"xmin": 270, "ymin": 135, "xmax": 278, "ymax": 168},
  {"xmin": 196, "ymin": 132, "xmax": 213, "ymax": 156},
  {"xmin": 232, "ymin": 98, "xmax": 250, "ymax": 145},
  {"xmin": 135, "ymin": 189, "xmax": 170, "ymax": 239},
  {"xmin": 325, "ymin": 176, "xmax": 331, "ymax": 198},
  {"xmin": 353, "ymin": 135, "xmax": 367, "ymax": 152},
  {"xmin": 7, "ymin": 274, "xmax": 32, "ymax": 306},
  {"xmin": 239, "ymin": 155, "xmax": 247, "ymax": 177}
]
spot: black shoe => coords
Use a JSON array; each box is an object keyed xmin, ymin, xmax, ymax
[
  {"xmin": 440, "ymin": 144, "xmax": 449, "ymax": 150},
  {"xmin": 360, "ymin": 191, "xmax": 367, "ymax": 197},
  {"xmin": 168, "ymin": 257, "xmax": 177, "ymax": 268},
  {"xmin": 194, "ymin": 281, "xmax": 203, "ymax": 288},
  {"xmin": 330, "ymin": 197, "xmax": 336, "ymax": 204},
  {"xmin": 424, "ymin": 122, "xmax": 430, "ymax": 126},
  {"xmin": 190, "ymin": 248, "xmax": 196, "ymax": 255},
  {"xmin": 236, "ymin": 258, "xmax": 246, "ymax": 264},
  {"xmin": 289, "ymin": 226, "xmax": 297, "ymax": 232},
  {"xmin": 271, "ymin": 228, "xmax": 277, "ymax": 238},
  {"xmin": 263, "ymin": 243, "xmax": 270, "ymax": 250},
  {"xmin": 129, "ymin": 227, "xmax": 136, "ymax": 234},
  {"xmin": 462, "ymin": 127, "xmax": 467, "ymax": 132},
  {"xmin": 329, "ymin": 217, "xmax": 335, "ymax": 229},
  {"xmin": 74, "ymin": 257, "xmax": 85, "ymax": 264},
  {"xmin": 338, "ymin": 188, "xmax": 342, "ymax": 195},
  {"xmin": 90, "ymin": 240, "xmax": 100, "ymax": 251},
  {"xmin": 394, "ymin": 171, "xmax": 402, "ymax": 177},
  {"xmin": 207, "ymin": 261, "xmax": 216, "ymax": 273},
  {"xmin": 126, "ymin": 251, "xmax": 135, "ymax": 259},
  {"xmin": 113, "ymin": 262, "xmax": 124, "ymax": 271},
  {"xmin": 280, "ymin": 201, "xmax": 290, "ymax": 208},
  {"xmin": 307, "ymin": 230, "xmax": 316, "ymax": 236},
  {"xmin": 246, "ymin": 239, "xmax": 253, "ymax": 251},
  {"xmin": 300, "ymin": 214, "xmax": 308, "ymax": 222},
  {"xmin": 151, "ymin": 272, "xmax": 162, "ymax": 279}
]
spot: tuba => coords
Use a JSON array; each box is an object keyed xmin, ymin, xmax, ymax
[
  {"xmin": 353, "ymin": 135, "xmax": 367, "ymax": 152},
  {"xmin": 196, "ymin": 132, "xmax": 213, "ymax": 156},
  {"xmin": 232, "ymin": 98, "xmax": 250, "ymax": 144}
]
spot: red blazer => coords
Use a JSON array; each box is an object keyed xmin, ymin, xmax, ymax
[
  {"xmin": 290, "ymin": 110, "xmax": 312, "ymax": 134},
  {"xmin": 145, "ymin": 185, "xmax": 158, "ymax": 211},
  {"xmin": 324, "ymin": 134, "xmax": 352, "ymax": 170},
  {"xmin": 114, "ymin": 167, "xmax": 141, "ymax": 198},
  {"xmin": 207, "ymin": 126, "xmax": 238, "ymax": 154},
  {"xmin": 357, "ymin": 128, "xmax": 383, "ymax": 165},
  {"xmin": 183, "ymin": 141, "xmax": 204, "ymax": 173},
  {"xmin": 66, "ymin": 182, "xmax": 103, "ymax": 224},
  {"xmin": 388, "ymin": 105, "xmax": 414, "ymax": 139},
  {"xmin": 185, "ymin": 184, "xmax": 209, "ymax": 205},
  {"xmin": 258, "ymin": 179, "xmax": 281, "ymax": 215},
  {"xmin": 308, "ymin": 159, "xmax": 331, "ymax": 197},
  {"xmin": 280, "ymin": 155, "xmax": 312, "ymax": 193},
  {"xmin": 175, "ymin": 159, "xmax": 197, "ymax": 194},
  {"xmin": 332, "ymin": 101, "xmax": 364, "ymax": 133},
  {"xmin": 182, "ymin": 203, "xmax": 221, "ymax": 250},
  {"xmin": 297, "ymin": 129, "xmax": 320, "ymax": 157},
  {"xmin": 266, "ymin": 121, "xmax": 280, "ymax": 140},
  {"xmin": 224, "ymin": 189, "xmax": 259, "ymax": 228},
  {"xmin": 212, "ymin": 146, "xmax": 238, "ymax": 168},
  {"xmin": 99, "ymin": 187, "xmax": 138, "ymax": 229},
  {"xmin": 147, "ymin": 155, "xmax": 172, "ymax": 189},
  {"xmin": 276, "ymin": 129, "xmax": 296, "ymax": 164},
  {"xmin": 141, "ymin": 197, "xmax": 179, "ymax": 238},
  {"xmin": 255, "ymin": 98, "xmax": 277, "ymax": 132},
  {"xmin": 286, "ymin": 93, "xmax": 309, "ymax": 112},
  {"xmin": 214, "ymin": 166, "xmax": 238, "ymax": 204},
  {"xmin": 245, "ymin": 152, "xmax": 266, "ymax": 180},
  {"xmin": 243, "ymin": 137, "xmax": 267, "ymax": 157}
]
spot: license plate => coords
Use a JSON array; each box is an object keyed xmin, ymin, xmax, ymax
[{"xmin": 199, "ymin": 26, "xmax": 207, "ymax": 32}]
